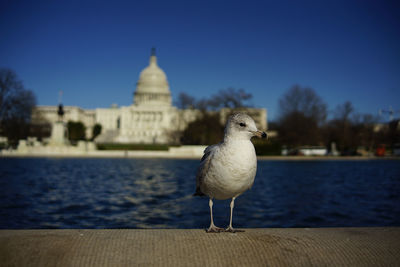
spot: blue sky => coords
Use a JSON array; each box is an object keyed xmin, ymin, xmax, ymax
[{"xmin": 1, "ymin": 0, "xmax": 399, "ymax": 121}]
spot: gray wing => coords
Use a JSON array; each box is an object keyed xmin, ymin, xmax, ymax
[{"xmin": 194, "ymin": 144, "xmax": 219, "ymax": 196}]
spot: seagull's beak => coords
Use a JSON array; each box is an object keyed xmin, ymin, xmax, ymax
[{"xmin": 252, "ymin": 130, "xmax": 268, "ymax": 139}]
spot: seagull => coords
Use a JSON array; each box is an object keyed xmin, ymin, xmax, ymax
[{"xmin": 194, "ymin": 113, "xmax": 267, "ymax": 233}]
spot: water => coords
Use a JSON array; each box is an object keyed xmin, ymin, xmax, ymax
[{"xmin": 0, "ymin": 158, "xmax": 399, "ymax": 229}]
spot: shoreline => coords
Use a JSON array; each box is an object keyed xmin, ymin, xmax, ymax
[
  {"xmin": 1, "ymin": 151, "xmax": 398, "ymax": 160},
  {"xmin": 257, "ymin": 155, "xmax": 400, "ymax": 161}
]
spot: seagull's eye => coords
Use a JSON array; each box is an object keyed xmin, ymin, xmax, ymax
[{"xmin": 239, "ymin": 122, "xmax": 246, "ymax": 127}]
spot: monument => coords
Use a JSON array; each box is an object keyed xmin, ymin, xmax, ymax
[{"xmin": 48, "ymin": 103, "xmax": 69, "ymax": 146}]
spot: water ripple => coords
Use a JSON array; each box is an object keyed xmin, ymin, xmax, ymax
[{"xmin": 0, "ymin": 158, "xmax": 399, "ymax": 229}]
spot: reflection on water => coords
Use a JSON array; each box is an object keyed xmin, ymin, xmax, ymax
[{"xmin": 0, "ymin": 158, "xmax": 399, "ymax": 229}]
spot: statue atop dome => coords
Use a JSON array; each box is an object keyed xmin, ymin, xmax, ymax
[{"xmin": 133, "ymin": 48, "xmax": 172, "ymax": 107}]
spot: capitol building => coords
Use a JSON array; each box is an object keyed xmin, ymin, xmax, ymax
[{"xmin": 33, "ymin": 50, "xmax": 267, "ymax": 144}]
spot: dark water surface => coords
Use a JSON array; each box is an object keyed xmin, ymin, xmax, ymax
[{"xmin": 0, "ymin": 158, "xmax": 399, "ymax": 229}]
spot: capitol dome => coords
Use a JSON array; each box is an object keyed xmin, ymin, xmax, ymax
[{"xmin": 134, "ymin": 49, "xmax": 172, "ymax": 106}]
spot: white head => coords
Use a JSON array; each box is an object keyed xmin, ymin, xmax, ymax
[{"xmin": 224, "ymin": 113, "xmax": 267, "ymax": 141}]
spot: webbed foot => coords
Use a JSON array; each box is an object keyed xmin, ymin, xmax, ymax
[
  {"xmin": 206, "ymin": 225, "xmax": 224, "ymax": 233},
  {"xmin": 225, "ymin": 226, "xmax": 245, "ymax": 233}
]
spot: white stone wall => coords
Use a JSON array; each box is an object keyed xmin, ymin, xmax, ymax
[
  {"xmin": 34, "ymin": 105, "xmax": 267, "ymax": 144},
  {"xmin": 95, "ymin": 108, "xmax": 121, "ymax": 130},
  {"xmin": 115, "ymin": 105, "xmax": 179, "ymax": 144}
]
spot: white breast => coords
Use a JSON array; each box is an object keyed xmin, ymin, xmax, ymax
[{"xmin": 202, "ymin": 140, "xmax": 257, "ymax": 200}]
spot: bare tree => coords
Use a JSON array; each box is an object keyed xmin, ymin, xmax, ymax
[
  {"xmin": 174, "ymin": 88, "xmax": 254, "ymax": 144},
  {"xmin": 278, "ymin": 85, "xmax": 327, "ymax": 125},
  {"xmin": 176, "ymin": 88, "xmax": 253, "ymax": 111},
  {"xmin": 334, "ymin": 101, "xmax": 354, "ymax": 122},
  {"xmin": 277, "ymin": 85, "xmax": 327, "ymax": 148},
  {"xmin": 278, "ymin": 111, "xmax": 321, "ymax": 147},
  {"xmin": 356, "ymin": 114, "xmax": 379, "ymax": 152},
  {"xmin": 323, "ymin": 101, "xmax": 381, "ymax": 154},
  {"xmin": 208, "ymin": 88, "xmax": 253, "ymax": 110},
  {"xmin": 0, "ymin": 68, "xmax": 36, "ymax": 145},
  {"xmin": 175, "ymin": 92, "xmax": 196, "ymax": 109}
]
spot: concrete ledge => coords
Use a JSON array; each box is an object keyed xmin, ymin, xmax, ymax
[
  {"xmin": 1, "ymin": 228, "xmax": 399, "ymax": 266},
  {"xmin": 0, "ymin": 145, "xmax": 208, "ymax": 159}
]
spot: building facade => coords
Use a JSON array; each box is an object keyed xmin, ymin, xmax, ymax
[{"xmin": 33, "ymin": 51, "xmax": 267, "ymax": 144}]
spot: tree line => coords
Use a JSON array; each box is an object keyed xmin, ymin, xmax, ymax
[
  {"xmin": 176, "ymin": 85, "xmax": 398, "ymax": 155},
  {"xmin": 275, "ymin": 85, "xmax": 398, "ymax": 155}
]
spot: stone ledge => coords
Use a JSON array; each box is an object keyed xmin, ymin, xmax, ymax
[{"xmin": 1, "ymin": 228, "xmax": 399, "ymax": 266}]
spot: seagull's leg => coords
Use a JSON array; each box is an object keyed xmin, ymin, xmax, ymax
[
  {"xmin": 225, "ymin": 197, "xmax": 244, "ymax": 233},
  {"xmin": 206, "ymin": 198, "xmax": 223, "ymax": 233}
]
